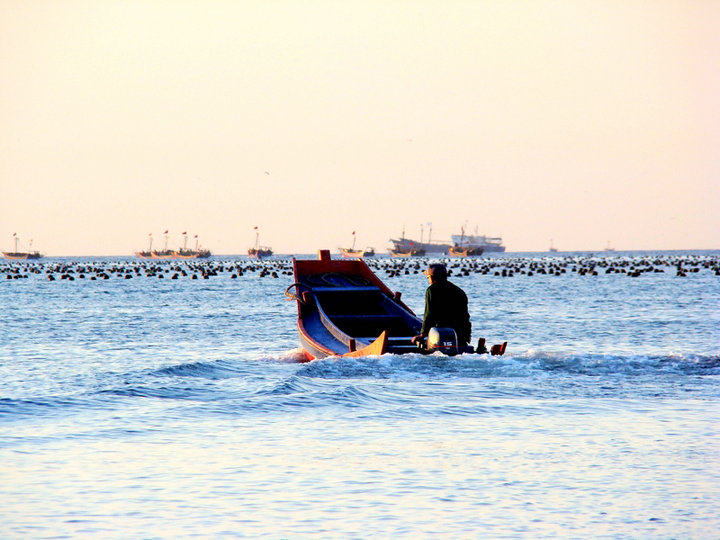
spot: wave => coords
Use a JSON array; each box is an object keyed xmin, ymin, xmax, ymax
[
  {"xmin": 293, "ymin": 351, "xmax": 720, "ymax": 380},
  {"xmin": 151, "ymin": 359, "xmax": 249, "ymax": 379},
  {"xmin": 3, "ymin": 353, "xmax": 716, "ymax": 423},
  {"xmin": 0, "ymin": 396, "xmax": 87, "ymax": 418}
]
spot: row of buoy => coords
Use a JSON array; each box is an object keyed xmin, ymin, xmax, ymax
[
  {"xmin": 1, "ymin": 260, "xmax": 295, "ymax": 281},
  {"xmin": 1, "ymin": 254, "xmax": 719, "ymax": 281},
  {"xmin": 367, "ymin": 254, "xmax": 720, "ymax": 279}
]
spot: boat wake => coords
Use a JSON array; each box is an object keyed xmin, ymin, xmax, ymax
[
  {"xmin": 151, "ymin": 359, "xmax": 250, "ymax": 379},
  {"xmin": 2, "ymin": 353, "xmax": 716, "ymax": 423},
  {"xmin": 293, "ymin": 351, "xmax": 720, "ymax": 380},
  {"xmin": 275, "ymin": 348, "xmax": 313, "ymax": 363}
]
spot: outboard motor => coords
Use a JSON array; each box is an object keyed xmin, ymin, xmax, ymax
[{"xmin": 426, "ymin": 327, "xmax": 459, "ymax": 356}]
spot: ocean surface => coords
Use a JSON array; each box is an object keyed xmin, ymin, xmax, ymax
[{"xmin": 2, "ymin": 250, "xmax": 719, "ymax": 539}]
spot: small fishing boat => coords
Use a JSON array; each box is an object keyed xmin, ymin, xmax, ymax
[
  {"xmin": 388, "ymin": 248, "xmax": 426, "ymax": 258},
  {"xmin": 248, "ymin": 227, "xmax": 273, "ymax": 259},
  {"xmin": 448, "ymin": 245, "xmax": 484, "ymax": 257},
  {"xmin": 285, "ymin": 249, "xmax": 507, "ymax": 361},
  {"xmin": 339, "ymin": 231, "xmax": 374, "ymax": 258},
  {"xmin": 341, "ymin": 247, "xmax": 375, "ymax": 258}
]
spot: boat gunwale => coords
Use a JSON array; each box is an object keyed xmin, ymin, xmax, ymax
[{"xmin": 290, "ymin": 254, "xmax": 420, "ymax": 359}]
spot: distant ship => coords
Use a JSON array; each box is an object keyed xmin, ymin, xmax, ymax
[
  {"xmin": 3, "ymin": 234, "xmax": 42, "ymax": 260},
  {"xmin": 450, "ymin": 226, "xmax": 505, "ymax": 253},
  {"xmin": 389, "ymin": 224, "xmax": 505, "ymax": 255},
  {"xmin": 389, "ymin": 248, "xmax": 426, "ymax": 258},
  {"xmin": 448, "ymin": 226, "xmax": 484, "ymax": 257},
  {"xmin": 448, "ymin": 245, "xmax": 484, "ymax": 257},
  {"xmin": 549, "ymin": 239, "xmax": 558, "ymax": 253},
  {"xmin": 340, "ymin": 231, "xmax": 375, "ymax": 258},
  {"xmin": 248, "ymin": 227, "xmax": 273, "ymax": 259},
  {"xmin": 341, "ymin": 247, "xmax": 375, "ymax": 258},
  {"xmin": 388, "ymin": 225, "xmax": 447, "ymax": 255},
  {"xmin": 136, "ymin": 231, "xmax": 212, "ymax": 259},
  {"xmin": 150, "ymin": 230, "xmax": 175, "ymax": 258},
  {"xmin": 175, "ymin": 232, "xmax": 212, "ymax": 259}
]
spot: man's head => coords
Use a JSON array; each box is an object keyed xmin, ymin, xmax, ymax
[{"xmin": 424, "ymin": 263, "xmax": 448, "ymax": 283}]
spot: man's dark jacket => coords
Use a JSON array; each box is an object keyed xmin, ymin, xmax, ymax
[{"xmin": 421, "ymin": 280, "xmax": 471, "ymax": 345}]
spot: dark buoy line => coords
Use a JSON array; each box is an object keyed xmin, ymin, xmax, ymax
[
  {"xmin": 1, "ymin": 254, "xmax": 719, "ymax": 283},
  {"xmin": 367, "ymin": 254, "xmax": 720, "ymax": 280},
  {"xmin": 0, "ymin": 259, "xmax": 297, "ymax": 282}
]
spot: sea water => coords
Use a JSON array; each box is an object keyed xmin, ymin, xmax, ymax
[{"xmin": 1, "ymin": 251, "xmax": 718, "ymax": 538}]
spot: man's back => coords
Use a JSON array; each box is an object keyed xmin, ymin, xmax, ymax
[{"xmin": 421, "ymin": 280, "xmax": 471, "ymax": 344}]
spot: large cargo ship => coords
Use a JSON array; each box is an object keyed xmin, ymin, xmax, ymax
[
  {"xmin": 388, "ymin": 225, "xmax": 448, "ymax": 255},
  {"xmin": 389, "ymin": 226, "xmax": 505, "ymax": 255},
  {"xmin": 450, "ymin": 232, "xmax": 505, "ymax": 253}
]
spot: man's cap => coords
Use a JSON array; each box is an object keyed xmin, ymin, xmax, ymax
[{"xmin": 424, "ymin": 263, "xmax": 447, "ymax": 278}]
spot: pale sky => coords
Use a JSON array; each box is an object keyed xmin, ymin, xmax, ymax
[{"xmin": 1, "ymin": 1, "xmax": 718, "ymax": 255}]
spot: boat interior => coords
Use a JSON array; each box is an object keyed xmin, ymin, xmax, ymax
[{"xmin": 311, "ymin": 286, "xmax": 421, "ymax": 339}]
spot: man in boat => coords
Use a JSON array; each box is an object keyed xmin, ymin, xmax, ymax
[{"xmin": 411, "ymin": 263, "xmax": 472, "ymax": 348}]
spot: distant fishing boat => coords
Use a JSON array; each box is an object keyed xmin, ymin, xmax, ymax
[
  {"xmin": 136, "ymin": 233, "xmax": 154, "ymax": 259},
  {"xmin": 389, "ymin": 248, "xmax": 426, "ymax": 258},
  {"xmin": 175, "ymin": 232, "xmax": 212, "ymax": 259},
  {"xmin": 136, "ymin": 231, "xmax": 212, "ymax": 259},
  {"xmin": 151, "ymin": 230, "xmax": 175, "ymax": 259},
  {"xmin": 248, "ymin": 227, "xmax": 273, "ymax": 259},
  {"xmin": 448, "ymin": 245, "xmax": 484, "ymax": 257},
  {"xmin": 549, "ymin": 239, "xmax": 558, "ymax": 253},
  {"xmin": 340, "ymin": 231, "xmax": 375, "ymax": 258},
  {"xmin": 3, "ymin": 234, "xmax": 42, "ymax": 260}
]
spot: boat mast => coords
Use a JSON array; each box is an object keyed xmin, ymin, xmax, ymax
[
  {"xmin": 163, "ymin": 230, "xmax": 169, "ymax": 251},
  {"xmin": 147, "ymin": 233, "xmax": 153, "ymax": 252},
  {"xmin": 182, "ymin": 232, "xmax": 188, "ymax": 250},
  {"xmin": 194, "ymin": 235, "xmax": 199, "ymax": 250},
  {"xmin": 351, "ymin": 231, "xmax": 356, "ymax": 250}
]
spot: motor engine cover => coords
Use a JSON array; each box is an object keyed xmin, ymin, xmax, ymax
[{"xmin": 427, "ymin": 327, "xmax": 459, "ymax": 355}]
